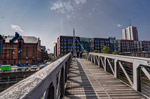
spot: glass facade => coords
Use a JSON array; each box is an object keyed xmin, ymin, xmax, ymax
[
  {"xmin": 80, "ymin": 37, "xmax": 93, "ymax": 52},
  {"xmin": 109, "ymin": 37, "xmax": 120, "ymax": 53}
]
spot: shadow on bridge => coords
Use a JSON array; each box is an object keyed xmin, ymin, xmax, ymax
[{"xmin": 64, "ymin": 58, "xmax": 98, "ymax": 99}]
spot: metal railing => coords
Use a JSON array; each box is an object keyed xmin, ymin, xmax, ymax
[
  {"xmin": 87, "ymin": 52, "xmax": 150, "ymax": 98},
  {"xmin": 0, "ymin": 53, "xmax": 72, "ymax": 99}
]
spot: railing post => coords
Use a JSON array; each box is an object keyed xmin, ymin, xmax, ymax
[
  {"xmin": 97, "ymin": 57, "xmax": 100, "ymax": 67},
  {"xmin": 133, "ymin": 61, "xmax": 141, "ymax": 91},
  {"xmin": 104, "ymin": 57, "xmax": 107, "ymax": 71},
  {"xmin": 114, "ymin": 59, "xmax": 118, "ymax": 78},
  {"xmin": 91, "ymin": 55, "xmax": 93, "ymax": 63},
  {"xmin": 94, "ymin": 56, "xmax": 97, "ymax": 65}
]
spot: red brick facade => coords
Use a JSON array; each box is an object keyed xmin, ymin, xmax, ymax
[
  {"xmin": 56, "ymin": 36, "xmax": 80, "ymax": 57},
  {"xmin": 0, "ymin": 33, "xmax": 42, "ymax": 65},
  {"xmin": 142, "ymin": 41, "xmax": 150, "ymax": 52},
  {"xmin": 94, "ymin": 38, "xmax": 110, "ymax": 52},
  {"xmin": 54, "ymin": 43, "xmax": 57, "ymax": 57}
]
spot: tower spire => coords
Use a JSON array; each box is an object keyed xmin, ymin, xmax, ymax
[
  {"xmin": 129, "ymin": 19, "xmax": 131, "ymax": 26},
  {"xmin": 73, "ymin": 28, "xmax": 75, "ymax": 57}
]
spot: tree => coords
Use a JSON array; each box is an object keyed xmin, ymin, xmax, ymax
[
  {"xmin": 112, "ymin": 50, "xmax": 119, "ymax": 55},
  {"xmin": 101, "ymin": 46, "xmax": 110, "ymax": 54},
  {"xmin": 83, "ymin": 50, "xmax": 88, "ymax": 53},
  {"xmin": 41, "ymin": 51, "xmax": 49, "ymax": 62},
  {"xmin": 94, "ymin": 50, "xmax": 98, "ymax": 53}
]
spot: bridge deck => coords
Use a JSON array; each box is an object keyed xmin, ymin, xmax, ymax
[{"xmin": 64, "ymin": 58, "xmax": 146, "ymax": 99}]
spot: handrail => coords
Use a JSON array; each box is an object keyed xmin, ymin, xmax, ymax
[
  {"xmin": 89, "ymin": 52, "xmax": 150, "ymax": 66},
  {"xmin": 0, "ymin": 53, "xmax": 72, "ymax": 99},
  {"xmin": 89, "ymin": 52, "xmax": 150, "ymax": 61},
  {"xmin": 88, "ymin": 53, "xmax": 150, "ymax": 98}
]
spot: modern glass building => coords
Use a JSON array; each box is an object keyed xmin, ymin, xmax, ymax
[
  {"xmin": 80, "ymin": 37, "xmax": 93, "ymax": 52},
  {"xmin": 109, "ymin": 37, "xmax": 120, "ymax": 53}
]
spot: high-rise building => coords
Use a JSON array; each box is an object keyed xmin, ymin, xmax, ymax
[{"xmin": 122, "ymin": 26, "xmax": 138, "ymax": 41}]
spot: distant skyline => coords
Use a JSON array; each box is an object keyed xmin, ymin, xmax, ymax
[{"xmin": 0, "ymin": 0, "xmax": 150, "ymax": 53}]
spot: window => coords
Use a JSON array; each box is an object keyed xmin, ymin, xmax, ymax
[
  {"xmin": 100, "ymin": 42, "xmax": 104, "ymax": 45},
  {"xmin": 68, "ymin": 38, "xmax": 73, "ymax": 41},
  {"xmin": 68, "ymin": 46, "xmax": 72, "ymax": 48},
  {"xmin": 100, "ymin": 40, "xmax": 104, "ymax": 43},
  {"xmin": 11, "ymin": 50, "xmax": 14, "ymax": 59},
  {"xmin": 68, "ymin": 42, "xmax": 72, "ymax": 44},
  {"xmin": 26, "ymin": 47, "xmax": 28, "ymax": 57},
  {"xmin": 33, "ymin": 47, "xmax": 35, "ymax": 57}
]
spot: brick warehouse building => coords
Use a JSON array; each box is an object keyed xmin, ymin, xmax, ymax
[
  {"xmin": 56, "ymin": 36, "xmax": 80, "ymax": 57},
  {"xmin": 142, "ymin": 41, "xmax": 150, "ymax": 52},
  {"xmin": 0, "ymin": 32, "xmax": 42, "ymax": 65},
  {"xmin": 94, "ymin": 38, "xmax": 110, "ymax": 52},
  {"xmin": 54, "ymin": 43, "xmax": 57, "ymax": 57},
  {"xmin": 120, "ymin": 40, "xmax": 142, "ymax": 52}
]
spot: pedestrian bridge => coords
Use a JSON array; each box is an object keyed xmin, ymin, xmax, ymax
[{"xmin": 0, "ymin": 53, "xmax": 150, "ymax": 99}]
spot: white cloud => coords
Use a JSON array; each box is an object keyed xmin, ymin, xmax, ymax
[
  {"xmin": 117, "ymin": 24, "xmax": 122, "ymax": 27},
  {"xmin": 50, "ymin": 0, "xmax": 88, "ymax": 14},
  {"xmin": 66, "ymin": 15, "xmax": 71, "ymax": 19},
  {"xmin": 50, "ymin": 1, "xmax": 73, "ymax": 14},
  {"xmin": 11, "ymin": 24, "xmax": 23, "ymax": 32},
  {"xmin": 74, "ymin": 0, "xmax": 87, "ymax": 4},
  {"xmin": 88, "ymin": 8, "xmax": 96, "ymax": 16},
  {"xmin": 51, "ymin": 41, "xmax": 56, "ymax": 44}
]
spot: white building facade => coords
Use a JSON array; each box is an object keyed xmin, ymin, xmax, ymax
[{"xmin": 122, "ymin": 26, "xmax": 138, "ymax": 41}]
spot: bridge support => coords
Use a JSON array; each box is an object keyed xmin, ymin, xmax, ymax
[
  {"xmin": 47, "ymin": 83, "xmax": 55, "ymax": 99},
  {"xmin": 133, "ymin": 62, "xmax": 141, "ymax": 91},
  {"xmin": 60, "ymin": 67, "xmax": 65, "ymax": 98}
]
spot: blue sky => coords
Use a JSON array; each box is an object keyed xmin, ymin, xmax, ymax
[{"xmin": 0, "ymin": 0, "xmax": 150, "ymax": 53}]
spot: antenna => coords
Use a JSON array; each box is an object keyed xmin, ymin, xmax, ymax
[
  {"xmin": 73, "ymin": 28, "xmax": 76, "ymax": 57},
  {"xmin": 129, "ymin": 19, "xmax": 131, "ymax": 26}
]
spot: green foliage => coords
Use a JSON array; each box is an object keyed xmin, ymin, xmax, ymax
[
  {"xmin": 41, "ymin": 51, "xmax": 49, "ymax": 61},
  {"xmin": 112, "ymin": 50, "xmax": 119, "ymax": 55},
  {"xmin": 101, "ymin": 46, "xmax": 110, "ymax": 54},
  {"xmin": 83, "ymin": 50, "xmax": 88, "ymax": 53},
  {"xmin": 94, "ymin": 50, "xmax": 98, "ymax": 53}
]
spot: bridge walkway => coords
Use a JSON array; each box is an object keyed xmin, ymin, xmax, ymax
[{"xmin": 64, "ymin": 58, "xmax": 146, "ymax": 99}]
